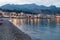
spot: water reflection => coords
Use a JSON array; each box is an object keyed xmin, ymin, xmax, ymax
[
  {"xmin": 12, "ymin": 17, "xmax": 60, "ymax": 40},
  {"xmin": 12, "ymin": 18, "xmax": 60, "ymax": 26}
]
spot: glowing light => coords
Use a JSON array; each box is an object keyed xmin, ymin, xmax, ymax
[{"xmin": 55, "ymin": 16, "xmax": 60, "ymax": 23}]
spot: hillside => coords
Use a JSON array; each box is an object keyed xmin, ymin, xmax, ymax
[{"xmin": 0, "ymin": 4, "xmax": 60, "ymax": 15}]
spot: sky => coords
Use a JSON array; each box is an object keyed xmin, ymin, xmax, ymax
[{"xmin": 0, "ymin": 0, "xmax": 60, "ymax": 7}]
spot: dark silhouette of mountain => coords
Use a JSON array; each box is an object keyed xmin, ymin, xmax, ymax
[{"xmin": 0, "ymin": 4, "xmax": 60, "ymax": 15}]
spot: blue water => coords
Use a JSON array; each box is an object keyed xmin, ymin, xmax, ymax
[{"xmin": 12, "ymin": 18, "xmax": 60, "ymax": 40}]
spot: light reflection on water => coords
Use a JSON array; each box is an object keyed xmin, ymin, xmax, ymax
[{"xmin": 12, "ymin": 18, "xmax": 60, "ymax": 40}]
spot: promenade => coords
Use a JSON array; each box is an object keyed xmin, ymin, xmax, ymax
[{"xmin": 0, "ymin": 20, "xmax": 31, "ymax": 40}]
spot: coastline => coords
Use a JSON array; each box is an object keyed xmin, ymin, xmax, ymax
[
  {"xmin": 0, "ymin": 20, "xmax": 32, "ymax": 40},
  {"xmin": 8, "ymin": 20, "xmax": 32, "ymax": 40}
]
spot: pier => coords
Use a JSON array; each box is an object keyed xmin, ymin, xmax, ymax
[{"xmin": 0, "ymin": 20, "xmax": 31, "ymax": 40}]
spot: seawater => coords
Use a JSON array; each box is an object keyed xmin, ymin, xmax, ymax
[{"xmin": 12, "ymin": 18, "xmax": 60, "ymax": 40}]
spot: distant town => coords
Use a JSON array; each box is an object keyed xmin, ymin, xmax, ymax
[{"xmin": 0, "ymin": 10, "xmax": 60, "ymax": 19}]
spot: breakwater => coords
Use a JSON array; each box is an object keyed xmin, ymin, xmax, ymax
[{"xmin": 0, "ymin": 20, "xmax": 31, "ymax": 40}]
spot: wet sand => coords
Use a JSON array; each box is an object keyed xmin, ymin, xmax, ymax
[{"xmin": 0, "ymin": 20, "xmax": 31, "ymax": 40}]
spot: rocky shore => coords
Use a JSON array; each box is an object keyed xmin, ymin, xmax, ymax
[{"xmin": 0, "ymin": 20, "xmax": 32, "ymax": 40}]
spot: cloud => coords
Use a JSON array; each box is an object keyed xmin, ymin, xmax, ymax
[{"xmin": 0, "ymin": 0, "xmax": 60, "ymax": 7}]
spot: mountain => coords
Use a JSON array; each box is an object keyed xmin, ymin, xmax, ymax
[
  {"xmin": 0, "ymin": 4, "xmax": 60, "ymax": 14},
  {"xmin": 0, "ymin": 4, "xmax": 48, "ymax": 11}
]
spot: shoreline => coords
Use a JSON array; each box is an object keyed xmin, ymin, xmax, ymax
[
  {"xmin": 8, "ymin": 20, "xmax": 32, "ymax": 40},
  {"xmin": 0, "ymin": 20, "xmax": 32, "ymax": 40}
]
